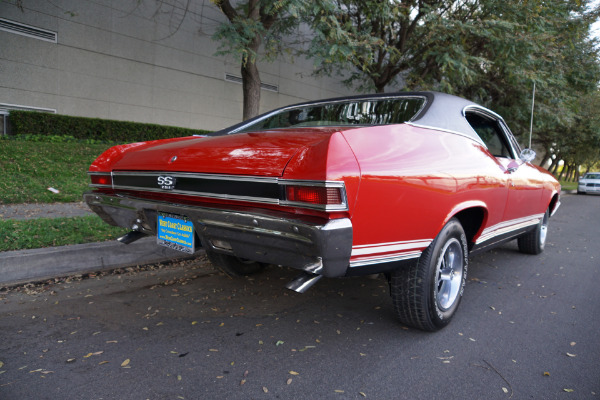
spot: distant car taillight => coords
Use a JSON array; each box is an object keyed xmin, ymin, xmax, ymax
[
  {"xmin": 281, "ymin": 182, "xmax": 347, "ymax": 211},
  {"xmin": 89, "ymin": 172, "xmax": 112, "ymax": 187}
]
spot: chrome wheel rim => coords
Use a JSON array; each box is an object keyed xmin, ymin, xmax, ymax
[{"xmin": 435, "ymin": 238, "xmax": 464, "ymax": 311}]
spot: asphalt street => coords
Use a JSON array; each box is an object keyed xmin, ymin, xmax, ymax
[{"xmin": 0, "ymin": 193, "xmax": 598, "ymax": 399}]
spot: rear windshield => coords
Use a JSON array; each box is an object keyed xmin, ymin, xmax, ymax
[{"xmin": 234, "ymin": 97, "xmax": 426, "ymax": 133}]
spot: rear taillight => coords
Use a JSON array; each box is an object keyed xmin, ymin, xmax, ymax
[
  {"xmin": 286, "ymin": 186, "xmax": 342, "ymax": 205},
  {"xmin": 89, "ymin": 172, "xmax": 112, "ymax": 187},
  {"xmin": 281, "ymin": 182, "xmax": 347, "ymax": 211}
]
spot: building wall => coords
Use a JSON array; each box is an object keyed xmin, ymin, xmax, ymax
[{"xmin": 0, "ymin": 0, "xmax": 353, "ymax": 131}]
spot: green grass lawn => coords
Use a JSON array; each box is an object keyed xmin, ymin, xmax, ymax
[
  {"xmin": 0, "ymin": 216, "xmax": 128, "ymax": 251},
  {"xmin": 559, "ymin": 179, "xmax": 578, "ymax": 192},
  {"xmin": 0, "ymin": 139, "xmax": 124, "ymax": 250},
  {"xmin": 0, "ymin": 140, "xmax": 111, "ymax": 204}
]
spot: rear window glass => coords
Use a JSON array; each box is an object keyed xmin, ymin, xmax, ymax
[
  {"xmin": 584, "ymin": 173, "xmax": 600, "ymax": 179},
  {"xmin": 235, "ymin": 97, "xmax": 426, "ymax": 133}
]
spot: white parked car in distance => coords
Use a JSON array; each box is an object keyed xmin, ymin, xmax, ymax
[{"xmin": 578, "ymin": 172, "xmax": 600, "ymax": 194}]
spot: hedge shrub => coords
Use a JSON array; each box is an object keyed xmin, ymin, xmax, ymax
[{"xmin": 8, "ymin": 111, "xmax": 211, "ymax": 143}]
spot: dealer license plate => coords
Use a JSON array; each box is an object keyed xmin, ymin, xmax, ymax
[{"xmin": 157, "ymin": 212, "xmax": 195, "ymax": 254}]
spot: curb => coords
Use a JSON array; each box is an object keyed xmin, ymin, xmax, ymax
[{"xmin": 0, "ymin": 237, "xmax": 198, "ymax": 287}]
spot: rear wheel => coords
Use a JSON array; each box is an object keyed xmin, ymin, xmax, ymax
[
  {"xmin": 517, "ymin": 209, "xmax": 549, "ymax": 255},
  {"xmin": 206, "ymin": 251, "xmax": 266, "ymax": 277},
  {"xmin": 389, "ymin": 218, "xmax": 468, "ymax": 331}
]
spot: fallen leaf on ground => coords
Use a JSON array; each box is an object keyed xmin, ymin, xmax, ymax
[
  {"xmin": 287, "ymin": 378, "xmax": 293, "ymax": 385},
  {"xmin": 564, "ymin": 389, "xmax": 574, "ymax": 393},
  {"xmin": 121, "ymin": 359, "xmax": 130, "ymax": 367},
  {"xmin": 289, "ymin": 371, "xmax": 299, "ymax": 375},
  {"xmin": 566, "ymin": 353, "xmax": 576, "ymax": 357},
  {"xmin": 262, "ymin": 387, "xmax": 268, "ymax": 393}
]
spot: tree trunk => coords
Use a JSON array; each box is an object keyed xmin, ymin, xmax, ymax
[
  {"xmin": 538, "ymin": 152, "xmax": 551, "ymax": 168},
  {"xmin": 557, "ymin": 163, "xmax": 566, "ymax": 181},
  {"xmin": 567, "ymin": 164, "xmax": 575, "ymax": 182},
  {"xmin": 241, "ymin": 58, "xmax": 261, "ymax": 121},
  {"xmin": 549, "ymin": 158, "xmax": 560, "ymax": 175}
]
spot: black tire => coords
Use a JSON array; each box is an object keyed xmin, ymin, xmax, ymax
[
  {"xmin": 517, "ymin": 209, "xmax": 549, "ymax": 255},
  {"xmin": 389, "ymin": 218, "xmax": 468, "ymax": 331},
  {"xmin": 206, "ymin": 251, "xmax": 266, "ymax": 277}
]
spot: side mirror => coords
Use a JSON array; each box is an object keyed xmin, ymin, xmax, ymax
[{"xmin": 519, "ymin": 148, "xmax": 536, "ymax": 163}]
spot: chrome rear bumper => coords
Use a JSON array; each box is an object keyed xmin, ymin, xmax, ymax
[{"xmin": 84, "ymin": 192, "xmax": 353, "ymax": 277}]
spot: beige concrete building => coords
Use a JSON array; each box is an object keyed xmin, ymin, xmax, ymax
[{"xmin": 0, "ymin": 0, "xmax": 353, "ymax": 134}]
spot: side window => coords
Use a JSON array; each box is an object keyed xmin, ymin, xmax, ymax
[{"xmin": 465, "ymin": 112, "xmax": 513, "ymax": 158}]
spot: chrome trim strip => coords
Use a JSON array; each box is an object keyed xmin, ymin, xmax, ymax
[
  {"xmin": 476, "ymin": 214, "xmax": 544, "ymax": 245},
  {"xmin": 350, "ymin": 251, "xmax": 422, "ymax": 267},
  {"xmin": 279, "ymin": 201, "xmax": 348, "ymax": 212},
  {"xmin": 406, "ymin": 122, "xmax": 486, "ymax": 147},
  {"xmin": 280, "ymin": 179, "xmax": 345, "ymax": 188},
  {"xmin": 110, "ymin": 170, "xmax": 279, "ymax": 184},
  {"xmin": 351, "ymin": 239, "xmax": 432, "ymax": 257},
  {"xmin": 462, "ymin": 104, "xmax": 504, "ymax": 121}
]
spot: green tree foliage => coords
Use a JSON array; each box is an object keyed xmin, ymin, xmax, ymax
[
  {"xmin": 306, "ymin": 0, "xmax": 600, "ymax": 171},
  {"xmin": 212, "ymin": 0, "xmax": 307, "ymax": 120}
]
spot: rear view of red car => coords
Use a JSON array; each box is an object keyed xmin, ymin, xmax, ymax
[{"xmin": 85, "ymin": 92, "xmax": 560, "ymax": 331}]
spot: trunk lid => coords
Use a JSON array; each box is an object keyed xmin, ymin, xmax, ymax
[{"xmin": 111, "ymin": 127, "xmax": 353, "ymax": 177}]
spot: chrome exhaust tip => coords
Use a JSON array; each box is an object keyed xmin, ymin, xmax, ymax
[
  {"xmin": 117, "ymin": 230, "xmax": 147, "ymax": 244},
  {"xmin": 285, "ymin": 272, "xmax": 323, "ymax": 293}
]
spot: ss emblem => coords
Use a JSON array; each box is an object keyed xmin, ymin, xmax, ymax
[{"xmin": 157, "ymin": 175, "xmax": 176, "ymax": 190}]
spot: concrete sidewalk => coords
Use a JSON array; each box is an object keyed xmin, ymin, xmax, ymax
[
  {"xmin": 0, "ymin": 202, "xmax": 198, "ymax": 287},
  {"xmin": 0, "ymin": 201, "xmax": 94, "ymax": 220}
]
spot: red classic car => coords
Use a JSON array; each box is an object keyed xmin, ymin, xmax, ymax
[{"xmin": 84, "ymin": 92, "xmax": 560, "ymax": 331}]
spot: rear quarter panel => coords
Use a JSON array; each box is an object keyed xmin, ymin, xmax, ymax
[{"xmin": 341, "ymin": 124, "xmax": 510, "ymax": 262}]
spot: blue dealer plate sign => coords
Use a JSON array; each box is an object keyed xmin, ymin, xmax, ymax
[{"xmin": 157, "ymin": 212, "xmax": 195, "ymax": 254}]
